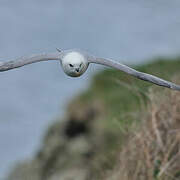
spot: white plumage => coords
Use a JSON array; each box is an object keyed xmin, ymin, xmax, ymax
[{"xmin": 61, "ymin": 51, "xmax": 88, "ymax": 77}]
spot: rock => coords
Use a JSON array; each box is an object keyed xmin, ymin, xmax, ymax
[{"xmin": 7, "ymin": 99, "xmax": 116, "ymax": 180}]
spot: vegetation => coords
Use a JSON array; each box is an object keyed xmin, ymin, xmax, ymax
[
  {"xmin": 8, "ymin": 57, "xmax": 180, "ymax": 180},
  {"xmin": 78, "ymin": 57, "xmax": 180, "ymax": 136},
  {"xmin": 70, "ymin": 57, "xmax": 180, "ymax": 179},
  {"xmin": 105, "ymin": 84, "xmax": 180, "ymax": 180}
]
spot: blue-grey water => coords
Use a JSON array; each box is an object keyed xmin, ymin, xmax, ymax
[{"xmin": 1, "ymin": 0, "xmax": 180, "ymax": 178}]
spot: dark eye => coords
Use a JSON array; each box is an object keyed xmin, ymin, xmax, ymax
[{"xmin": 69, "ymin": 64, "xmax": 73, "ymax": 67}]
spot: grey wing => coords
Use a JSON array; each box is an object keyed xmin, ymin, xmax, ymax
[
  {"xmin": 89, "ymin": 57, "xmax": 180, "ymax": 91},
  {"xmin": 0, "ymin": 52, "xmax": 61, "ymax": 72}
]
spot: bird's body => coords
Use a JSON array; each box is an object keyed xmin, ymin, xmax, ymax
[
  {"xmin": 0, "ymin": 49, "xmax": 180, "ymax": 91},
  {"xmin": 61, "ymin": 50, "xmax": 89, "ymax": 77}
]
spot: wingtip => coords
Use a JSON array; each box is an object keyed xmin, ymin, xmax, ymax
[{"xmin": 170, "ymin": 83, "xmax": 180, "ymax": 91}]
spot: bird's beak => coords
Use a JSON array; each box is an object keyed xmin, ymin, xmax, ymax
[{"xmin": 75, "ymin": 68, "xmax": 79, "ymax": 73}]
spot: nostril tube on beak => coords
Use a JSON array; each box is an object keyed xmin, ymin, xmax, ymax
[{"xmin": 75, "ymin": 68, "xmax": 79, "ymax": 72}]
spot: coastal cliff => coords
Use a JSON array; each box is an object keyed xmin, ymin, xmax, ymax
[{"xmin": 7, "ymin": 57, "xmax": 180, "ymax": 180}]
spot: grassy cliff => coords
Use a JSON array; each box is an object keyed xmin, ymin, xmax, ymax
[{"xmin": 7, "ymin": 57, "xmax": 180, "ymax": 180}]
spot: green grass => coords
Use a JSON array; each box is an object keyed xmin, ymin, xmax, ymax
[
  {"xmin": 77, "ymin": 57, "xmax": 180, "ymax": 134},
  {"xmin": 68, "ymin": 57, "xmax": 180, "ymax": 179},
  {"xmin": 80, "ymin": 57, "xmax": 180, "ymax": 178}
]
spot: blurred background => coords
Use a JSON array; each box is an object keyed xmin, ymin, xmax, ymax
[{"xmin": 0, "ymin": 0, "xmax": 180, "ymax": 179}]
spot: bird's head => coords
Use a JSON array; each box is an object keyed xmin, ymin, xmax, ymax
[{"xmin": 61, "ymin": 51, "xmax": 89, "ymax": 77}]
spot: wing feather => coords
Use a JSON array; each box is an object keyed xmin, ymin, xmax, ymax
[
  {"xmin": 0, "ymin": 52, "xmax": 60, "ymax": 72},
  {"xmin": 91, "ymin": 57, "xmax": 180, "ymax": 91}
]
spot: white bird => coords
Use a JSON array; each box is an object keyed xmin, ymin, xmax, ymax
[{"xmin": 0, "ymin": 48, "xmax": 180, "ymax": 91}]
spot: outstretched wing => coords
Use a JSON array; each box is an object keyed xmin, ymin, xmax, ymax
[
  {"xmin": 90, "ymin": 57, "xmax": 180, "ymax": 91},
  {"xmin": 0, "ymin": 52, "xmax": 60, "ymax": 72}
]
